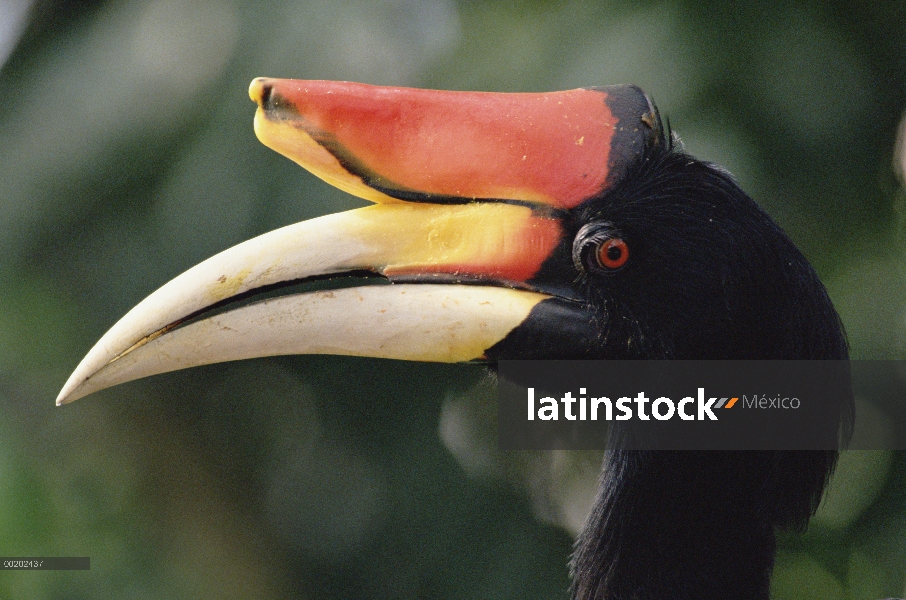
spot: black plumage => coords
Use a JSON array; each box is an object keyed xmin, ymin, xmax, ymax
[{"xmin": 530, "ymin": 136, "xmax": 854, "ymax": 599}]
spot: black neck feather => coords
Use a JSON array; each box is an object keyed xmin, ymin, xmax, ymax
[{"xmin": 569, "ymin": 148, "xmax": 849, "ymax": 599}]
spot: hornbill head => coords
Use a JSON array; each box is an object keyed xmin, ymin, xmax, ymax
[{"xmin": 58, "ymin": 79, "xmax": 850, "ymax": 599}]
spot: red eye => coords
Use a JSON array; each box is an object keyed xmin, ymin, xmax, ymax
[{"xmin": 597, "ymin": 238, "xmax": 629, "ymax": 269}]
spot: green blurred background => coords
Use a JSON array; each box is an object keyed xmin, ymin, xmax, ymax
[{"xmin": 1, "ymin": 0, "xmax": 905, "ymax": 598}]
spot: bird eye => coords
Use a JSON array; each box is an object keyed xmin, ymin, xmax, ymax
[
  {"xmin": 597, "ymin": 238, "xmax": 629, "ymax": 270},
  {"xmin": 572, "ymin": 224, "xmax": 629, "ymax": 274}
]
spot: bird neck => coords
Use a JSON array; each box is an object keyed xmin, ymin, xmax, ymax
[{"xmin": 571, "ymin": 449, "xmax": 777, "ymax": 600}]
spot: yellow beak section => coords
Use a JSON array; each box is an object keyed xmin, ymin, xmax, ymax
[{"xmin": 56, "ymin": 202, "xmax": 559, "ymax": 405}]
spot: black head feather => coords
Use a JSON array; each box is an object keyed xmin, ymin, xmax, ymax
[
  {"xmin": 566, "ymin": 137, "xmax": 847, "ymax": 362},
  {"xmin": 563, "ymin": 137, "xmax": 850, "ymax": 599}
]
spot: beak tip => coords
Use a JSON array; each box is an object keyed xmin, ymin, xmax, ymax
[
  {"xmin": 56, "ymin": 379, "xmax": 79, "ymax": 406},
  {"xmin": 57, "ymin": 381, "xmax": 95, "ymax": 406},
  {"xmin": 57, "ymin": 367, "xmax": 94, "ymax": 406}
]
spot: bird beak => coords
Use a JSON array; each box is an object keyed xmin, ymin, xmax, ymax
[{"xmin": 57, "ymin": 79, "xmax": 661, "ymax": 405}]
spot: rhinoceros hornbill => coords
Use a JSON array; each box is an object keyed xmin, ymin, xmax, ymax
[{"xmin": 58, "ymin": 79, "xmax": 851, "ymax": 599}]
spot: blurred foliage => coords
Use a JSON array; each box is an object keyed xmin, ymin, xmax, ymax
[{"xmin": 1, "ymin": 0, "xmax": 906, "ymax": 598}]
